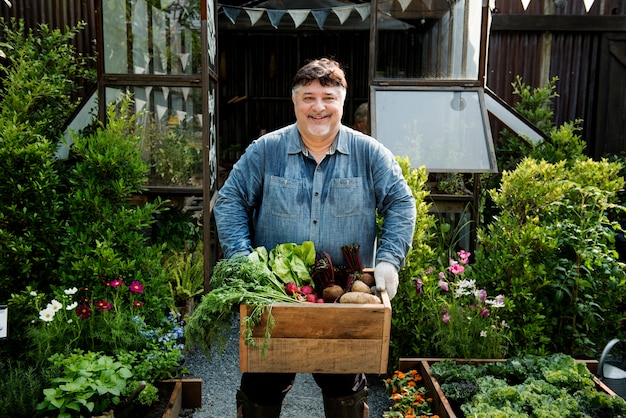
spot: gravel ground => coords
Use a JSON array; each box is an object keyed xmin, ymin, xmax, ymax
[{"xmin": 182, "ymin": 313, "xmax": 393, "ymax": 418}]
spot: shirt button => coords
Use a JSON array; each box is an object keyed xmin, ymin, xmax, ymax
[
  {"xmin": 314, "ymin": 192, "xmax": 319, "ymax": 197},
  {"xmin": 313, "ymin": 220, "xmax": 317, "ymax": 224}
]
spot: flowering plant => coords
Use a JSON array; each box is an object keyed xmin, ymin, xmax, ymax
[
  {"xmin": 383, "ymin": 369, "xmax": 438, "ymax": 418},
  {"xmin": 418, "ymin": 250, "xmax": 510, "ymax": 359},
  {"xmin": 18, "ymin": 278, "xmax": 152, "ymax": 358}
]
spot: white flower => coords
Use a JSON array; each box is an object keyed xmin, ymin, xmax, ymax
[
  {"xmin": 29, "ymin": 291, "xmax": 37, "ymax": 297},
  {"xmin": 64, "ymin": 287, "xmax": 78, "ymax": 295},
  {"xmin": 66, "ymin": 302, "xmax": 78, "ymax": 310},
  {"xmin": 480, "ymin": 330, "xmax": 487, "ymax": 337},
  {"xmin": 39, "ymin": 308, "xmax": 55, "ymax": 322},
  {"xmin": 48, "ymin": 299, "xmax": 63, "ymax": 312},
  {"xmin": 67, "ymin": 319, "xmax": 73, "ymax": 324}
]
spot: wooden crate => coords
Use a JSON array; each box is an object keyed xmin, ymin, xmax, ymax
[
  {"xmin": 239, "ymin": 290, "xmax": 391, "ymax": 374},
  {"xmin": 397, "ymin": 358, "xmax": 621, "ymax": 418}
]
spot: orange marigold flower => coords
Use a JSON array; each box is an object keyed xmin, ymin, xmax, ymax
[
  {"xmin": 407, "ymin": 380, "xmax": 416, "ymax": 387},
  {"xmin": 390, "ymin": 393, "xmax": 403, "ymax": 402},
  {"xmin": 397, "ymin": 371, "xmax": 405, "ymax": 379}
]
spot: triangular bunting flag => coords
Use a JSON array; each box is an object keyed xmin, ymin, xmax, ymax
[
  {"xmin": 333, "ymin": 6, "xmax": 353, "ymax": 25},
  {"xmin": 583, "ymin": 0, "xmax": 595, "ymax": 12},
  {"xmin": 156, "ymin": 104, "xmax": 168, "ymax": 121},
  {"xmin": 146, "ymin": 86, "xmax": 153, "ymax": 99},
  {"xmin": 222, "ymin": 5, "xmax": 241, "ymax": 24},
  {"xmin": 354, "ymin": 3, "xmax": 370, "ymax": 21},
  {"xmin": 245, "ymin": 8, "xmax": 264, "ymax": 26},
  {"xmin": 267, "ymin": 9, "xmax": 286, "ymax": 28},
  {"xmin": 521, "ymin": 0, "xmax": 531, "ymax": 10},
  {"xmin": 134, "ymin": 66, "xmax": 146, "ymax": 74},
  {"xmin": 397, "ymin": 0, "xmax": 412, "ymax": 12},
  {"xmin": 182, "ymin": 87, "xmax": 190, "ymax": 102},
  {"xmin": 312, "ymin": 9, "xmax": 330, "ymax": 30},
  {"xmin": 135, "ymin": 98, "xmax": 147, "ymax": 113},
  {"xmin": 179, "ymin": 52, "xmax": 190, "ymax": 71},
  {"xmin": 162, "ymin": 87, "xmax": 170, "ymax": 99},
  {"xmin": 160, "ymin": 0, "xmax": 174, "ymax": 8},
  {"xmin": 288, "ymin": 9, "xmax": 310, "ymax": 28},
  {"xmin": 195, "ymin": 114, "xmax": 203, "ymax": 128},
  {"xmin": 176, "ymin": 110, "xmax": 187, "ymax": 125}
]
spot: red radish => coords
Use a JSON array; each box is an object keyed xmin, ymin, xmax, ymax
[
  {"xmin": 316, "ymin": 298, "xmax": 325, "ymax": 303},
  {"xmin": 301, "ymin": 285, "xmax": 314, "ymax": 295},
  {"xmin": 285, "ymin": 282, "xmax": 300, "ymax": 296},
  {"xmin": 305, "ymin": 294, "xmax": 317, "ymax": 303}
]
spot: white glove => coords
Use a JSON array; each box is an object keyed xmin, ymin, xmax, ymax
[{"xmin": 374, "ymin": 261, "xmax": 399, "ymax": 300}]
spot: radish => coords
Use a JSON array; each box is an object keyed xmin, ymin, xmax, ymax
[
  {"xmin": 301, "ymin": 285, "xmax": 314, "ymax": 295},
  {"xmin": 285, "ymin": 282, "xmax": 300, "ymax": 296},
  {"xmin": 305, "ymin": 293, "xmax": 317, "ymax": 303}
]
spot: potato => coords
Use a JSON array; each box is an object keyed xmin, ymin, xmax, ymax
[
  {"xmin": 350, "ymin": 280, "xmax": 371, "ymax": 293},
  {"xmin": 322, "ymin": 285, "xmax": 344, "ymax": 303},
  {"xmin": 360, "ymin": 272, "xmax": 375, "ymax": 287},
  {"xmin": 339, "ymin": 292, "xmax": 381, "ymax": 304}
]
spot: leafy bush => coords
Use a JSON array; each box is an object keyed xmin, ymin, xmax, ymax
[
  {"xmin": 473, "ymin": 157, "xmax": 626, "ymax": 356},
  {"xmin": 0, "ymin": 18, "xmax": 93, "ymax": 302},
  {"xmin": 387, "ymin": 157, "xmax": 437, "ymax": 365}
]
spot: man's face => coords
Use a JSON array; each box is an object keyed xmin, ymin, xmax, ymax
[{"xmin": 292, "ymin": 80, "xmax": 345, "ymax": 140}]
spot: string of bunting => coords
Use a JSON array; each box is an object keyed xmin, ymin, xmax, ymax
[
  {"xmin": 218, "ymin": 2, "xmax": 372, "ymax": 29},
  {"xmin": 219, "ymin": 0, "xmax": 600, "ymax": 30}
]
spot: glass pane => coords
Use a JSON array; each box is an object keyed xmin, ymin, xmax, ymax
[
  {"xmin": 373, "ymin": 89, "xmax": 496, "ymax": 172},
  {"xmin": 102, "ymin": 0, "xmax": 202, "ymax": 75},
  {"xmin": 375, "ymin": 0, "xmax": 481, "ymax": 80},
  {"xmin": 106, "ymin": 86, "xmax": 204, "ymax": 187}
]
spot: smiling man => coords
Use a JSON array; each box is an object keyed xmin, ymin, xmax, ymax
[{"xmin": 214, "ymin": 58, "xmax": 416, "ymax": 418}]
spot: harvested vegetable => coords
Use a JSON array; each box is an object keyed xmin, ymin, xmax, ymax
[
  {"xmin": 339, "ymin": 292, "xmax": 381, "ymax": 304},
  {"xmin": 350, "ymin": 280, "xmax": 371, "ymax": 293},
  {"xmin": 269, "ymin": 241, "xmax": 316, "ymax": 286},
  {"xmin": 360, "ymin": 272, "xmax": 375, "ymax": 287},
  {"xmin": 323, "ymin": 284, "xmax": 344, "ymax": 303},
  {"xmin": 184, "ymin": 251, "xmax": 307, "ymax": 359}
]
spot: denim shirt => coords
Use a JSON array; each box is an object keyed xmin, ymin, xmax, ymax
[{"xmin": 214, "ymin": 123, "xmax": 416, "ymax": 269}]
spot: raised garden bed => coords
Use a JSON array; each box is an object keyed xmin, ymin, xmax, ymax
[{"xmin": 398, "ymin": 357, "xmax": 625, "ymax": 418}]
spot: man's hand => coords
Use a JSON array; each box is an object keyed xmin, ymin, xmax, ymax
[{"xmin": 374, "ymin": 261, "xmax": 399, "ymax": 300}]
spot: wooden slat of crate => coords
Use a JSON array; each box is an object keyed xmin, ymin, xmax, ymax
[{"xmin": 240, "ymin": 290, "xmax": 391, "ymax": 374}]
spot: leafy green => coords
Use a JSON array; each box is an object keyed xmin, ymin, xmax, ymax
[
  {"xmin": 430, "ymin": 354, "xmax": 626, "ymax": 418},
  {"xmin": 183, "ymin": 253, "xmax": 304, "ymax": 359},
  {"xmin": 268, "ymin": 241, "xmax": 316, "ymax": 286}
]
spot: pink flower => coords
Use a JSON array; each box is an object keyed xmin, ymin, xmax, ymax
[
  {"xmin": 133, "ymin": 301, "xmax": 144, "ymax": 307},
  {"xmin": 442, "ymin": 313, "xmax": 452, "ymax": 323},
  {"xmin": 479, "ymin": 308, "xmax": 490, "ymax": 317},
  {"xmin": 416, "ymin": 278, "xmax": 423, "ymax": 294},
  {"xmin": 109, "ymin": 279, "xmax": 124, "ymax": 288},
  {"xmin": 96, "ymin": 300, "xmax": 111, "ymax": 311},
  {"xmin": 76, "ymin": 304, "xmax": 92, "ymax": 320},
  {"xmin": 476, "ymin": 289, "xmax": 487, "ymax": 302},
  {"xmin": 457, "ymin": 250, "xmax": 471, "ymax": 264},
  {"xmin": 438, "ymin": 271, "xmax": 445, "ymax": 279},
  {"xmin": 439, "ymin": 280, "xmax": 449, "ymax": 291},
  {"xmin": 448, "ymin": 264, "xmax": 465, "ymax": 275},
  {"xmin": 129, "ymin": 281, "xmax": 144, "ymax": 294}
]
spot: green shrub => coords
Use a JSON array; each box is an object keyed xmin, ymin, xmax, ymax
[
  {"xmin": 388, "ymin": 158, "xmax": 437, "ymax": 365},
  {"xmin": 473, "ymin": 157, "xmax": 626, "ymax": 356},
  {"xmin": 0, "ymin": 360, "xmax": 50, "ymax": 418}
]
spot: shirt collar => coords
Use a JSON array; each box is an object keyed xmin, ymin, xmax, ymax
[{"xmin": 287, "ymin": 124, "xmax": 350, "ymax": 156}]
